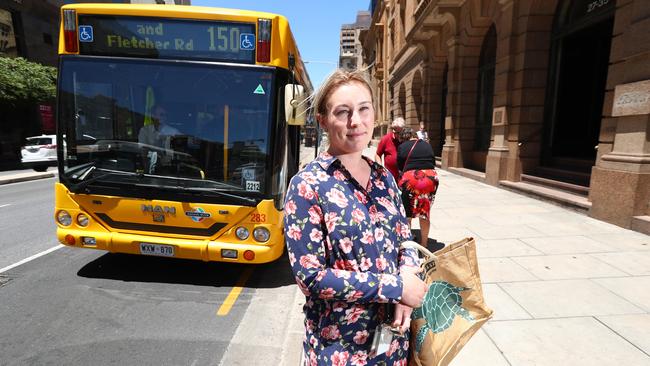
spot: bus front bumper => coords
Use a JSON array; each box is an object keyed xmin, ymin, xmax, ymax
[{"xmin": 57, "ymin": 229, "xmax": 284, "ymax": 264}]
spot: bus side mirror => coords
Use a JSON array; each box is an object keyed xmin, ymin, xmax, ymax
[{"xmin": 285, "ymin": 84, "xmax": 306, "ymax": 126}]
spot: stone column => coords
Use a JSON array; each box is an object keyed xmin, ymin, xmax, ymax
[
  {"xmin": 485, "ymin": 0, "xmax": 516, "ymax": 185},
  {"xmin": 589, "ymin": 0, "xmax": 650, "ymax": 233},
  {"xmin": 442, "ymin": 36, "xmax": 462, "ymax": 168}
]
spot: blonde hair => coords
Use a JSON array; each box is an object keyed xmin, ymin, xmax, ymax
[
  {"xmin": 313, "ymin": 69, "xmax": 375, "ymax": 117},
  {"xmin": 391, "ymin": 117, "xmax": 405, "ymax": 129}
]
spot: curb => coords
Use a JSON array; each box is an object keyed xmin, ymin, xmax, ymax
[{"xmin": 0, "ymin": 172, "xmax": 55, "ymax": 185}]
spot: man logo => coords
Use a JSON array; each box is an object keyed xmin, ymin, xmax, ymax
[{"xmin": 141, "ymin": 204, "xmax": 176, "ymax": 215}]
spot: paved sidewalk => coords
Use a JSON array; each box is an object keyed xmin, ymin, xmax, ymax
[
  {"xmin": 0, "ymin": 168, "xmax": 56, "ymax": 185},
  {"xmin": 277, "ymin": 144, "xmax": 650, "ymax": 365}
]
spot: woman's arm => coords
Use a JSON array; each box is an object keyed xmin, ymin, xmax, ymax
[
  {"xmin": 396, "ymin": 143, "xmax": 408, "ymax": 175},
  {"xmin": 284, "ymin": 173, "xmax": 404, "ymax": 304},
  {"xmin": 375, "ymin": 136, "xmax": 386, "ymax": 163}
]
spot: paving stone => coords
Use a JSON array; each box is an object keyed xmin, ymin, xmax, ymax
[
  {"xmin": 482, "ymin": 284, "xmax": 532, "ymax": 321},
  {"xmin": 475, "ymin": 239, "xmax": 542, "ymax": 258},
  {"xmin": 594, "ymin": 276, "xmax": 650, "ymax": 312},
  {"xmin": 597, "ymin": 314, "xmax": 650, "ymax": 355},
  {"xmin": 485, "ymin": 317, "xmax": 650, "ymax": 366},
  {"xmin": 478, "ymin": 258, "xmax": 538, "ymax": 283},
  {"xmin": 527, "ymin": 222, "xmax": 597, "ymax": 236},
  {"xmin": 480, "ymin": 212, "xmax": 549, "ymax": 226},
  {"xmin": 500, "ymin": 279, "xmax": 644, "ymax": 318},
  {"xmin": 588, "ymin": 232, "xmax": 650, "ymax": 252},
  {"xmin": 439, "ymin": 207, "xmax": 492, "ymax": 219},
  {"xmin": 520, "ymin": 234, "xmax": 617, "ymax": 254},
  {"xmin": 511, "ymin": 254, "xmax": 627, "ymax": 280},
  {"xmin": 579, "ymin": 219, "xmax": 632, "ymax": 234},
  {"xmin": 429, "ymin": 227, "xmax": 480, "ymax": 245},
  {"xmin": 449, "ymin": 329, "xmax": 510, "ymax": 366},
  {"xmin": 469, "ymin": 224, "xmax": 545, "ymax": 240},
  {"xmin": 494, "ymin": 203, "xmax": 559, "ymax": 214},
  {"xmin": 430, "ymin": 216, "xmax": 492, "ymax": 229},
  {"xmin": 590, "ymin": 252, "xmax": 650, "ymax": 276}
]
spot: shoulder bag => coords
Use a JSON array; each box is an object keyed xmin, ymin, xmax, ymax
[
  {"xmin": 401, "ymin": 238, "xmax": 493, "ymax": 366},
  {"xmin": 400, "ymin": 140, "xmax": 419, "ymax": 217}
]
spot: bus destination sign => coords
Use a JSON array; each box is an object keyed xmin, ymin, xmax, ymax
[{"xmin": 77, "ymin": 15, "xmax": 256, "ymax": 63}]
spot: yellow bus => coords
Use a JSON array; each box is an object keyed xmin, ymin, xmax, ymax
[{"xmin": 54, "ymin": 4, "xmax": 311, "ymax": 264}]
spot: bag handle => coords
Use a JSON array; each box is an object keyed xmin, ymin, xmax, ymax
[
  {"xmin": 403, "ymin": 139, "xmax": 419, "ymax": 171},
  {"xmin": 400, "ymin": 240, "xmax": 435, "ymax": 259}
]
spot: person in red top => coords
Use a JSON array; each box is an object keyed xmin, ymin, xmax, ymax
[{"xmin": 375, "ymin": 117, "xmax": 405, "ymax": 179}]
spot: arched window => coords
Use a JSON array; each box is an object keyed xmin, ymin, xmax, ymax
[
  {"xmin": 542, "ymin": 0, "xmax": 615, "ymax": 169},
  {"xmin": 474, "ymin": 25, "xmax": 497, "ymax": 152}
]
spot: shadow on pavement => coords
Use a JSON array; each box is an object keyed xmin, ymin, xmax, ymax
[
  {"xmin": 410, "ymin": 229, "xmax": 446, "ymax": 253},
  {"xmin": 76, "ymin": 231, "xmax": 443, "ymax": 288},
  {"xmin": 77, "ymin": 250, "xmax": 296, "ymax": 289}
]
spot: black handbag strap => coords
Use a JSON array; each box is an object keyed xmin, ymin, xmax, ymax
[{"xmin": 403, "ymin": 140, "xmax": 419, "ymax": 170}]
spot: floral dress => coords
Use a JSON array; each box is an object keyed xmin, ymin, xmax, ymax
[{"xmin": 284, "ymin": 152, "xmax": 420, "ymax": 366}]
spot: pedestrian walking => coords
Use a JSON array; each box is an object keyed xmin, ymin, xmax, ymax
[
  {"xmin": 397, "ymin": 127, "xmax": 439, "ymax": 249},
  {"xmin": 375, "ymin": 117, "xmax": 405, "ymax": 180},
  {"xmin": 284, "ymin": 69, "xmax": 428, "ymax": 365},
  {"xmin": 416, "ymin": 122, "xmax": 429, "ymax": 142}
]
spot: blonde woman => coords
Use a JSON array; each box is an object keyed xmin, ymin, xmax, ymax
[{"xmin": 284, "ymin": 69, "xmax": 427, "ymax": 365}]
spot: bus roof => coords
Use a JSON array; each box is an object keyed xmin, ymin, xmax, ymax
[
  {"xmin": 60, "ymin": 3, "xmax": 312, "ymax": 93},
  {"xmin": 61, "ymin": 3, "xmax": 286, "ymax": 23}
]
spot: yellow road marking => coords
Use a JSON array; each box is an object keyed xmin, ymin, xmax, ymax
[{"xmin": 217, "ymin": 266, "xmax": 254, "ymax": 316}]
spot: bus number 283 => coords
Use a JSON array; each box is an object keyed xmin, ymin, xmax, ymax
[{"xmin": 250, "ymin": 213, "xmax": 266, "ymax": 222}]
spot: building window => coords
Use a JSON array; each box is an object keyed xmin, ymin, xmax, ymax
[{"xmin": 0, "ymin": 9, "xmax": 17, "ymax": 57}]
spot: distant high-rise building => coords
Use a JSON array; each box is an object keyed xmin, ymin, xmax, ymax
[{"xmin": 339, "ymin": 11, "xmax": 370, "ymax": 71}]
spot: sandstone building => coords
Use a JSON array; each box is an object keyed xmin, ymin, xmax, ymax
[{"xmin": 361, "ymin": 0, "xmax": 650, "ymax": 234}]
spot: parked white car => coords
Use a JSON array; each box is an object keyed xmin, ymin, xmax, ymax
[{"xmin": 21, "ymin": 134, "xmax": 58, "ymax": 171}]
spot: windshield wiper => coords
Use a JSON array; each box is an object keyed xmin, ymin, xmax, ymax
[
  {"xmin": 65, "ymin": 161, "xmax": 97, "ymax": 178},
  {"xmin": 133, "ymin": 183, "xmax": 259, "ymax": 206},
  {"xmin": 69, "ymin": 168, "xmax": 143, "ymax": 193}
]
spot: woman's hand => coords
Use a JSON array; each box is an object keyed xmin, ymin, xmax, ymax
[
  {"xmin": 392, "ymin": 303, "xmax": 413, "ymax": 335},
  {"xmin": 399, "ymin": 266, "xmax": 428, "ymax": 308}
]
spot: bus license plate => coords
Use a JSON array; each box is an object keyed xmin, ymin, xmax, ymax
[{"xmin": 139, "ymin": 243, "xmax": 175, "ymax": 257}]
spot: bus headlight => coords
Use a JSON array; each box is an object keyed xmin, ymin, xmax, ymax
[
  {"xmin": 77, "ymin": 213, "xmax": 89, "ymax": 227},
  {"xmin": 57, "ymin": 210, "xmax": 72, "ymax": 226},
  {"xmin": 253, "ymin": 227, "xmax": 270, "ymax": 242},
  {"xmin": 235, "ymin": 227, "xmax": 249, "ymax": 240}
]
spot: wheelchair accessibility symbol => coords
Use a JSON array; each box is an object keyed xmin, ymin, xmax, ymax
[
  {"xmin": 79, "ymin": 26, "xmax": 93, "ymax": 42},
  {"xmin": 240, "ymin": 33, "xmax": 255, "ymax": 50}
]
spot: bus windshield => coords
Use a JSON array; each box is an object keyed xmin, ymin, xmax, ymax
[{"xmin": 58, "ymin": 57, "xmax": 274, "ymax": 197}]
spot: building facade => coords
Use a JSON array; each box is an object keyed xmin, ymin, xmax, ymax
[
  {"xmin": 361, "ymin": 0, "xmax": 650, "ymax": 234},
  {"xmin": 0, "ymin": 0, "xmax": 63, "ymax": 169},
  {"xmin": 0, "ymin": 0, "xmax": 62, "ymax": 69},
  {"xmin": 0, "ymin": 0, "xmax": 190, "ymax": 169},
  {"xmin": 339, "ymin": 11, "xmax": 371, "ymax": 71}
]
